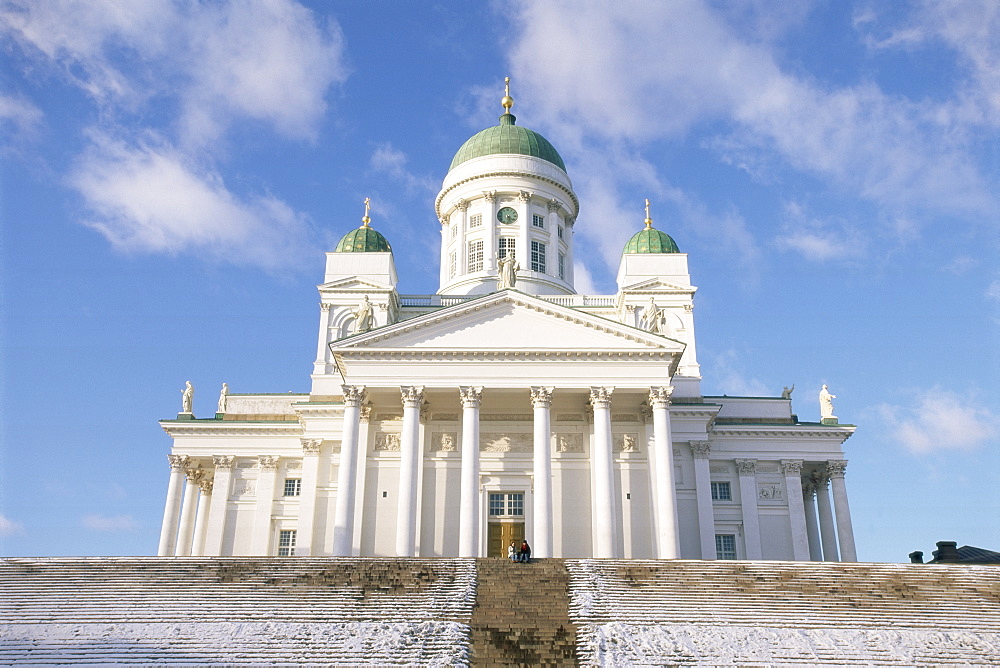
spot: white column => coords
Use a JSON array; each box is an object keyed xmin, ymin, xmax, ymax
[
  {"xmin": 547, "ymin": 199, "xmax": 560, "ymax": 270},
  {"xmin": 781, "ymin": 460, "xmax": 810, "ymax": 561},
  {"xmin": 516, "ymin": 190, "xmax": 532, "ymax": 273},
  {"xmin": 333, "ymin": 386, "xmax": 366, "ymax": 556},
  {"xmin": 649, "ymin": 387, "xmax": 679, "ymax": 559},
  {"xmin": 736, "ymin": 459, "xmax": 763, "ymax": 560},
  {"xmin": 175, "ymin": 466, "xmax": 202, "ymax": 556},
  {"xmin": 456, "ymin": 200, "xmax": 468, "ymax": 276},
  {"xmin": 802, "ymin": 479, "xmax": 823, "ymax": 561},
  {"xmin": 690, "ymin": 441, "xmax": 716, "ymax": 559},
  {"xmin": 191, "ymin": 477, "xmax": 214, "ymax": 556},
  {"xmin": 157, "ymin": 454, "xmax": 188, "ymax": 556},
  {"xmin": 250, "ymin": 455, "xmax": 279, "ymax": 556},
  {"xmin": 814, "ymin": 472, "xmax": 840, "ymax": 562},
  {"xmin": 589, "ymin": 387, "xmax": 617, "ymax": 558},
  {"xmin": 204, "ymin": 455, "xmax": 234, "ymax": 556},
  {"xmin": 531, "ymin": 387, "xmax": 554, "ymax": 558},
  {"xmin": 296, "ymin": 439, "xmax": 322, "ymax": 556},
  {"xmin": 314, "ymin": 302, "xmax": 333, "ymax": 373},
  {"xmin": 396, "ymin": 386, "xmax": 424, "ymax": 556},
  {"xmin": 483, "ymin": 191, "xmax": 497, "ymax": 272},
  {"xmin": 459, "ymin": 387, "xmax": 483, "ymax": 557},
  {"xmin": 827, "ymin": 460, "xmax": 857, "ymax": 561}
]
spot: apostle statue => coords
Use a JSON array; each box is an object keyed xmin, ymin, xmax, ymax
[
  {"xmin": 181, "ymin": 381, "xmax": 194, "ymax": 414},
  {"xmin": 819, "ymin": 384, "xmax": 837, "ymax": 419},
  {"xmin": 642, "ymin": 297, "xmax": 663, "ymax": 334},
  {"xmin": 497, "ymin": 253, "xmax": 519, "ymax": 290},
  {"xmin": 217, "ymin": 382, "xmax": 229, "ymax": 413},
  {"xmin": 781, "ymin": 384, "xmax": 795, "ymax": 399},
  {"xmin": 353, "ymin": 295, "xmax": 374, "ymax": 333}
]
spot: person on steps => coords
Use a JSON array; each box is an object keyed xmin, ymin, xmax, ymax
[
  {"xmin": 519, "ymin": 540, "xmax": 531, "ymax": 563},
  {"xmin": 508, "ymin": 541, "xmax": 517, "ymax": 562}
]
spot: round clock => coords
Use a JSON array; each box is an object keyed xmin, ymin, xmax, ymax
[{"xmin": 497, "ymin": 207, "xmax": 518, "ymax": 224}]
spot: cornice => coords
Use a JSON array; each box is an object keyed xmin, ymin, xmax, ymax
[
  {"xmin": 160, "ymin": 421, "xmax": 304, "ymax": 437},
  {"xmin": 711, "ymin": 424, "xmax": 856, "ymax": 440},
  {"xmin": 436, "ymin": 171, "xmax": 579, "ymax": 219},
  {"xmin": 334, "ymin": 349, "xmax": 678, "ymax": 362}
]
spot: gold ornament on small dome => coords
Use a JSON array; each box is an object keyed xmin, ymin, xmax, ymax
[
  {"xmin": 644, "ymin": 198, "xmax": 654, "ymax": 229},
  {"xmin": 361, "ymin": 196, "xmax": 371, "ymax": 228},
  {"xmin": 501, "ymin": 76, "xmax": 514, "ymax": 113}
]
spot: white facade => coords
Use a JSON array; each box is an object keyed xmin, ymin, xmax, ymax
[{"xmin": 158, "ymin": 100, "xmax": 856, "ymax": 561}]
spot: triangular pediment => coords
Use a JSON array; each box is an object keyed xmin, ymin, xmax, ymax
[
  {"xmin": 319, "ymin": 277, "xmax": 393, "ymax": 292},
  {"xmin": 332, "ymin": 290, "xmax": 685, "ymax": 353},
  {"xmin": 620, "ymin": 277, "xmax": 695, "ymax": 293}
]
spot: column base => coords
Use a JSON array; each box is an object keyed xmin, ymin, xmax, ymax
[{"xmin": 176, "ymin": 412, "xmax": 196, "ymax": 421}]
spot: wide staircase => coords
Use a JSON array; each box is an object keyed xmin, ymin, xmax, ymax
[
  {"xmin": 470, "ymin": 558, "xmax": 576, "ymax": 665},
  {"xmin": 2, "ymin": 557, "xmax": 999, "ymax": 665}
]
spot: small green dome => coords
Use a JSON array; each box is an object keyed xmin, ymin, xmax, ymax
[
  {"xmin": 623, "ymin": 227, "xmax": 680, "ymax": 254},
  {"xmin": 450, "ymin": 113, "xmax": 566, "ymax": 172},
  {"xmin": 334, "ymin": 225, "xmax": 392, "ymax": 253}
]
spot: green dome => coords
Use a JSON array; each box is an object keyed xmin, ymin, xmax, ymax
[
  {"xmin": 450, "ymin": 113, "xmax": 566, "ymax": 172},
  {"xmin": 334, "ymin": 225, "xmax": 392, "ymax": 253},
  {"xmin": 623, "ymin": 227, "xmax": 680, "ymax": 254}
]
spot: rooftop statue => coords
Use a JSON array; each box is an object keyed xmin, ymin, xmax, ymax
[
  {"xmin": 642, "ymin": 297, "xmax": 663, "ymax": 334},
  {"xmin": 782, "ymin": 384, "xmax": 795, "ymax": 399},
  {"xmin": 497, "ymin": 253, "xmax": 519, "ymax": 290},
  {"xmin": 353, "ymin": 295, "xmax": 374, "ymax": 333},
  {"xmin": 181, "ymin": 381, "xmax": 194, "ymax": 414},
  {"xmin": 819, "ymin": 384, "xmax": 837, "ymax": 419},
  {"xmin": 217, "ymin": 383, "xmax": 229, "ymax": 413}
]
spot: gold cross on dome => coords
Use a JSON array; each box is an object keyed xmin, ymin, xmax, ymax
[{"xmin": 362, "ymin": 197, "xmax": 371, "ymax": 226}]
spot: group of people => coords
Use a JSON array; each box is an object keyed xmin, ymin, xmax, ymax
[{"xmin": 508, "ymin": 540, "xmax": 531, "ymax": 562}]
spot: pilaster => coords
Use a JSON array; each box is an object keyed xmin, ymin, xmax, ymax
[
  {"xmin": 531, "ymin": 386, "xmax": 554, "ymax": 558},
  {"xmin": 736, "ymin": 459, "xmax": 763, "ymax": 559},
  {"xmin": 649, "ymin": 387, "xmax": 679, "ymax": 558},
  {"xmin": 333, "ymin": 386, "xmax": 366, "ymax": 556},
  {"xmin": 250, "ymin": 455, "xmax": 279, "ymax": 556},
  {"xmin": 396, "ymin": 385, "xmax": 424, "ymax": 556},
  {"xmin": 781, "ymin": 460, "xmax": 810, "ymax": 561},
  {"xmin": 589, "ymin": 386, "xmax": 617, "ymax": 558},
  {"xmin": 690, "ymin": 440, "xmax": 716, "ymax": 559}
]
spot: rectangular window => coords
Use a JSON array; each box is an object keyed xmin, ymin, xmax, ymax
[
  {"xmin": 449, "ymin": 251, "xmax": 457, "ymax": 278},
  {"xmin": 710, "ymin": 481, "xmax": 732, "ymax": 501},
  {"xmin": 532, "ymin": 214, "xmax": 545, "ymax": 228},
  {"xmin": 498, "ymin": 237, "xmax": 516, "ymax": 261},
  {"xmin": 468, "ymin": 240, "xmax": 484, "ymax": 272},
  {"xmin": 488, "ymin": 492, "xmax": 524, "ymax": 517},
  {"xmin": 531, "ymin": 240, "xmax": 546, "ymax": 273},
  {"xmin": 557, "ymin": 225, "xmax": 564, "ymax": 239},
  {"xmin": 558, "ymin": 252, "xmax": 565, "ymax": 280},
  {"xmin": 278, "ymin": 529, "xmax": 297, "ymax": 556},
  {"xmin": 716, "ymin": 534, "xmax": 737, "ymax": 560},
  {"xmin": 283, "ymin": 478, "xmax": 301, "ymax": 497},
  {"xmin": 451, "ymin": 223, "xmax": 458, "ymax": 239},
  {"xmin": 469, "ymin": 213, "xmax": 482, "ymax": 228}
]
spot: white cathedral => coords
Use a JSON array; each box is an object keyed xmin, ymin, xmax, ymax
[{"xmin": 158, "ymin": 84, "xmax": 857, "ymax": 562}]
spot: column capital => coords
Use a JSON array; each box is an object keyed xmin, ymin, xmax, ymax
[
  {"xmin": 802, "ymin": 480, "xmax": 817, "ymax": 496},
  {"xmin": 455, "ymin": 198, "xmax": 469, "ymax": 211},
  {"xmin": 735, "ymin": 459, "xmax": 757, "ymax": 477},
  {"xmin": 547, "ymin": 198, "xmax": 561, "ymax": 213},
  {"xmin": 826, "ymin": 459, "xmax": 848, "ymax": 479},
  {"xmin": 300, "ymin": 438, "xmax": 322, "ymax": 455},
  {"xmin": 648, "ymin": 386, "xmax": 674, "ymax": 408},
  {"xmin": 341, "ymin": 385, "xmax": 367, "ymax": 407},
  {"xmin": 320, "ymin": 302, "xmax": 332, "ymax": 312},
  {"xmin": 199, "ymin": 479, "xmax": 214, "ymax": 495},
  {"xmin": 168, "ymin": 454, "xmax": 190, "ymax": 470},
  {"xmin": 483, "ymin": 190, "xmax": 497, "ymax": 202},
  {"xmin": 212, "ymin": 455, "xmax": 234, "ymax": 470},
  {"xmin": 460, "ymin": 386, "xmax": 483, "ymax": 408},
  {"xmin": 360, "ymin": 403, "xmax": 372, "ymax": 423},
  {"xmin": 589, "ymin": 386, "xmax": 614, "ymax": 408},
  {"xmin": 530, "ymin": 386, "xmax": 554, "ymax": 408},
  {"xmin": 812, "ymin": 471, "xmax": 831, "ymax": 489},
  {"xmin": 518, "ymin": 189, "xmax": 533, "ymax": 202},
  {"xmin": 258, "ymin": 455, "xmax": 280, "ymax": 471},
  {"xmin": 184, "ymin": 467, "xmax": 204, "ymax": 483},
  {"xmin": 781, "ymin": 459, "xmax": 804, "ymax": 476},
  {"xmin": 401, "ymin": 386, "xmax": 425, "ymax": 408},
  {"xmin": 689, "ymin": 440, "xmax": 711, "ymax": 458}
]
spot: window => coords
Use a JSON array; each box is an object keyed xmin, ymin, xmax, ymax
[
  {"xmin": 558, "ymin": 252, "xmax": 565, "ymax": 280},
  {"xmin": 468, "ymin": 240, "xmax": 484, "ymax": 272},
  {"xmin": 488, "ymin": 492, "xmax": 524, "ymax": 517},
  {"xmin": 278, "ymin": 529, "xmax": 297, "ymax": 556},
  {"xmin": 716, "ymin": 534, "xmax": 737, "ymax": 560},
  {"xmin": 557, "ymin": 225, "xmax": 564, "ymax": 239},
  {"xmin": 532, "ymin": 214, "xmax": 545, "ymax": 228},
  {"xmin": 449, "ymin": 251, "xmax": 457, "ymax": 278},
  {"xmin": 451, "ymin": 223, "xmax": 458, "ymax": 239},
  {"xmin": 498, "ymin": 237, "xmax": 516, "ymax": 261},
  {"xmin": 711, "ymin": 481, "xmax": 732, "ymax": 501},
  {"xmin": 469, "ymin": 213, "xmax": 482, "ymax": 228},
  {"xmin": 283, "ymin": 478, "xmax": 301, "ymax": 497},
  {"xmin": 531, "ymin": 240, "xmax": 546, "ymax": 273}
]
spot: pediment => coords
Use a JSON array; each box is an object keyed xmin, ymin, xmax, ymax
[
  {"xmin": 332, "ymin": 290, "xmax": 685, "ymax": 353},
  {"xmin": 620, "ymin": 277, "xmax": 695, "ymax": 293},
  {"xmin": 319, "ymin": 277, "xmax": 393, "ymax": 292}
]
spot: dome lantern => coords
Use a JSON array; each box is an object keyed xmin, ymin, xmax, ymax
[
  {"xmin": 623, "ymin": 199, "xmax": 680, "ymax": 254},
  {"xmin": 334, "ymin": 197, "xmax": 392, "ymax": 253}
]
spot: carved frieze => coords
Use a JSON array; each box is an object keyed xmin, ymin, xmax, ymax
[
  {"xmin": 612, "ymin": 414, "xmax": 639, "ymax": 423},
  {"xmin": 431, "ymin": 432, "xmax": 458, "ymax": 452},
  {"xmin": 756, "ymin": 462, "xmax": 781, "ymax": 474},
  {"xmin": 758, "ymin": 483, "xmax": 784, "ymax": 500},
  {"xmin": 374, "ymin": 433, "xmax": 401, "ymax": 451},
  {"xmin": 614, "ymin": 433, "xmax": 640, "ymax": 452},
  {"xmin": 709, "ymin": 464, "xmax": 728, "ymax": 474},
  {"xmin": 481, "ymin": 433, "xmax": 532, "ymax": 452},
  {"xmin": 233, "ymin": 480, "xmax": 256, "ymax": 496},
  {"xmin": 555, "ymin": 433, "xmax": 584, "ymax": 453},
  {"xmin": 481, "ymin": 414, "xmax": 532, "ymax": 421},
  {"xmin": 556, "ymin": 414, "xmax": 583, "ymax": 422},
  {"xmin": 432, "ymin": 413, "xmax": 459, "ymax": 421}
]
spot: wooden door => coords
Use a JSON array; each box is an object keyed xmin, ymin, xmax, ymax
[{"xmin": 487, "ymin": 522, "xmax": 525, "ymax": 558}]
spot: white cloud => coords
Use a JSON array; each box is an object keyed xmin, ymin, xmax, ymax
[
  {"xmin": 370, "ymin": 143, "xmax": 437, "ymax": 195},
  {"xmin": 986, "ymin": 279, "xmax": 1000, "ymax": 301},
  {"xmin": 0, "ymin": 94, "xmax": 43, "ymax": 142},
  {"xmin": 775, "ymin": 201, "xmax": 866, "ymax": 262},
  {"xmin": 81, "ymin": 513, "xmax": 139, "ymax": 532},
  {"xmin": 0, "ymin": 513, "xmax": 26, "ymax": 536},
  {"xmin": 70, "ymin": 132, "xmax": 316, "ymax": 269},
  {"xmin": 707, "ymin": 349, "xmax": 770, "ymax": 397},
  {"xmin": 877, "ymin": 387, "xmax": 1000, "ymax": 455}
]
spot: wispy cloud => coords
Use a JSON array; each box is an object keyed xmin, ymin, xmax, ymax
[
  {"xmin": 707, "ymin": 349, "xmax": 770, "ymax": 397},
  {"xmin": 0, "ymin": 94, "xmax": 44, "ymax": 144},
  {"xmin": 0, "ymin": 514, "xmax": 26, "ymax": 536},
  {"xmin": 876, "ymin": 387, "xmax": 1000, "ymax": 455},
  {"xmin": 1, "ymin": 0, "xmax": 346, "ymax": 270},
  {"xmin": 370, "ymin": 143, "xmax": 437, "ymax": 196},
  {"xmin": 81, "ymin": 513, "xmax": 139, "ymax": 532},
  {"xmin": 775, "ymin": 201, "xmax": 866, "ymax": 262}
]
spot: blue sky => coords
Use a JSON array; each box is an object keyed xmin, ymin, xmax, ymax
[{"xmin": 1, "ymin": 0, "xmax": 997, "ymax": 561}]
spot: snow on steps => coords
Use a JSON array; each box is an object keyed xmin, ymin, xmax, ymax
[
  {"xmin": 566, "ymin": 559, "xmax": 1000, "ymax": 666},
  {"xmin": 0, "ymin": 557, "xmax": 476, "ymax": 666}
]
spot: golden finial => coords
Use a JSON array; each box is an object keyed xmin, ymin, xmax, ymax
[
  {"xmin": 501, "ymin": 76, "xmax": 514, "ymax": 114},
  {"xmin": 361, "ymin": 197, "xmax": 371, "ymax": 227},
  {"xmin": 644, "ymin": 198, "xmax": 654, "ymax": 229}
]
